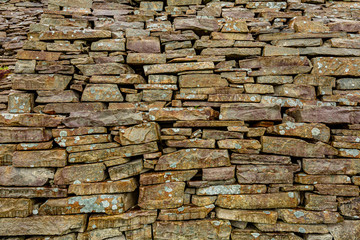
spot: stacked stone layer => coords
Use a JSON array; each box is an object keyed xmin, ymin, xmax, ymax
[{"xmin": 1, "ymin": 0, "xmax": 360, "ymax": 239}]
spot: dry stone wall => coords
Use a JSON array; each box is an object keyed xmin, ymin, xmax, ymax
[{"xmin": 1, "ymin": 0, "xmax": 360, "ymax": 239}]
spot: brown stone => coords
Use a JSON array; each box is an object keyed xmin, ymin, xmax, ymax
[
  {"xmin": 143, "ymin": 62, "xmax": 214, "ymax": 75},
  {"xmin": 216, "ymin": 208, "xmax": 278, "ymax": 224},
  {"xmin": 12, "ymin": 74, "xmax": 71, "ymax": 91},
  {"xmin": 216, "ymin": 192, "xmax": 299, "ymax": 209},
  {"xmin": 202, "ymin": 166, "xmax": 235, "ymax": 181},
  {"xmin": 303, "ymin": 158, "xmax": 360, "ymax": 175},
  {"xmin": 312, "ymin": 57, "xmax": 360, "ymax": 76},
  {"xmin": 0, "ymin": 127, "xmax": 52, "ymax": 143},
  {"xmin": 274, "ymin": 84, "xmax": 316, "ymax": 100},
  {"xmin": 68, "ymin": 178, "xmax": 138, "ymax": 195},
  {"xmin": 119, "ymin": 122, "xmax": 160, "ymax": 145},
  {"xmin": 149, "ymin": 107, "xmax": 218, "ymax": 121},
  {"xmin": 220, "ymin": 103, "xmax": 282, "ymax": 121},
  {"xmin": 17, "ymin": 50, "xmax": 61, "ymax": 61},
  {"xmin": 127, "ymin": 37, "xmax": 160, "ymax": 53},
  {"xmin": 197, "ymin": 184, "xmax": 267, "ymax": 195},
  {"xmin": 108, "ymin": 159, "xmax": 143, "ymax": 181},
  {"xmin": 237, "ymin": 165, "xmax": 298, "ymax": 184},
  {"xmin": 12, "ymin": 149, "xmax": 67, "ymax": 167},
  {"xmin": 0, "ymin": 187, "xmax": 67, "ymax": 198},
  {"xmin": 39, "ymin": 29, "xmax": 111, "ymax": 40},
  {"xmin": 339, "ymin": 197, "xmax": 360, "ymax": 218},
  {"xmin": 158, "ymin": 205, "xmax": 214, "ymax": 220},
  {"xmin": 278, "ymin": 209, "xmax": 343, "ymax": 224},
  {"xmin": 255, "ymin": 222, "xmax": 329, "ymax": 234},
  {"xmin": 305, "ymin": 194, "xmax": 337, "ymax": 211},
  {"xmin": 315, "ymin": 184, "xmax": 359, "ymax": 196},
  {"xmin": 0, "ymin": 166, "xmax": 54, "ymax": 186},
  {"xmin": 0, "ymin": 198, "xmax": 33, "ymax": 217},
  {"xmin": 138, "ymin": 182, "xmax": 185, "ymax": 209},
  {"xmin": 54, "ymin": 163, "xmax": 106, "ymax": 185},
  {"xmin": 77, "ymin": 63, "xmax": 134, "ymax": 76},
  {"xmin": 82, "ymin": 84, "xmax": 123, "ymax": 102},
  {"xmin": 328, "ymin": 220, "xmax": 360, "ymax": 240},
  {"xmin": 155, "ymin": 148, "xmax": 230, "ymax": 170}
]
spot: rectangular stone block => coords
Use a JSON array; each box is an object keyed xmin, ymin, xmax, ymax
[
  {"xmin": 220, "ymin": 103, "xmax": 281, "ymax": 121},
  {"xmin": 216, "ymin": 208, "xmax": 278, "ymax": 224},
  {"xmin": 8, "ymin": 92, "xmax": 34, "ymax": 113},
  {"xmin": 12, "ymin": 149, "xmax": 67, "ymax": 167},
  {"xmin": 312, "ymin": 57, "xmax": 360, "ymax": 76},
  {"xmin": 149, "ymin": 107, "xmax": 218, "ymax": 121},
  {"xmin": 236, "ymin": 165, "xmax": 298, "ymax": 184},
  {"xmin": 0, "ymin": 187, "xmax": 67, "ymax": 198},
  {"xmin": 143, "ymin": 62, "xmax": 214, "ymax": 75},
  {"xmin": 0, "ymin": 127, "xmax": 52, "ymax": 143},
  {"xmin": 54, "ymin": 163, "xmax": 106, "ymax": 185},
  {"xmin": 109, "ymin": 159, "xmax": 143, "ymax": 181},
  {"xmin": 196, "ymin": 184, "xmax": 267, "ymax": 195},
  {"xmin": 0, "ymin": 198, "xmax": 33, "ymax": 217},
  {"xmin": 39, "ymin": 29, "xmax": 111, "ymax": 40},
  {"xmin": 0, "ymin": 166, "xmax": 54, "ymax": 186},
  {"xmin": 140, "ymin": 170, "xmax": 197, "ymax": 185},
  {"xmin": 12, "ymin": 74, "xmax": 71, "ymax": 91},
  {"xmin": 303, "ymin": 158, "xmax": 360, "ymax": 175}
]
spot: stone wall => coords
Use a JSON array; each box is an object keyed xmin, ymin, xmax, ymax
[{"xmin": 1, "ymin": 0, "xmax": 360, "ymax": 239}]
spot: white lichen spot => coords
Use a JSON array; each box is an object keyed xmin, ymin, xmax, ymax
[{"xmin": 311, "ymin": 128, "xmax": 321, "ymax": 136}]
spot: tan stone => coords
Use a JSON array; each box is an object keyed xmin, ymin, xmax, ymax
[
  {"xmin": 255, "ymin": 222, "xmax": 329, "ymax": 234},
  {"xmin": 140, "ymin": 170, "xmax": 197, "ymax": 185},
  {"xmin": 82, "ymin": 84, "xmax": 123, "ymax": 102},
  {"xmin": 216, "ymin": 192, "xmax": 300, "ymax": 209},
  {"xmin": 0, "ymin": 187, "xmax": 67, "ymax": 198},
  {"xmin": 158, "ymin": 205, "xmax": 214, "ymax": 220},
  {"xmin": 54, "ymin": 163, "xmax": 106, "ymax": 185},
  {"xmin": 68, "ymin": 178, "xmax": 138, "ymax": 195},
  {"xmin": 278, "ymin": 209, "xmax": 343, "ymax": 224},
  {"xmin": 0, "ymin": 166, "xmax": 54, "ymax": 186},
  {"xmin": 138, "ymin": 182, "xmax": 185, "ymax": 209},
  {"xmin": 237, "ymin": 165, "xmax": 298, "ymax": 184},
  {"xmin": 196, "ymin": 184, "xmax": 266, "ymax": 195},
  {"xmin": 108, "ymin": 159, "xmax": 143, "ymax": 181},
  {"xmin": 119, "ymin": 122, "xmax": 160, "ymax": 146},
  {"xmin": 0, "ymin": 198, "xmax": 33, "ymax": 217},
  {"xmin": 12, "ymin": 149, "xmax": 67, "ymax": 167},
  {"xmin": 303, "ymin": 158, "xmax": 360, "ymax": 175},
  {"xmin": 312, "ymin": 57, "xmax": 360, "ymax": 76},
  {"xmin": 143, "ymin": 62, "xmax": 214, "ymax": 75},
  {"xmin": 0, "ymin": 127, "xmax": 52, "ymax": 143},
  {"xmin": 220, "ymin": 103, "xmax": 282, "ymax": 121},
  {"xmin": 216, "ymin": 208, "xmax": 278, "ymax": 224},
  {"xmin": 39, "ymin": 30, "xmax": 111, "ymax": 40},
  {"xmin": 12, "ymin": 74, "xmax": 71, "ymax": 91}
]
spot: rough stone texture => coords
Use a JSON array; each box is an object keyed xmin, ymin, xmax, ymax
[{"xmin": 1, "ymin": 0, "xmax": 360, "ymax": 238}]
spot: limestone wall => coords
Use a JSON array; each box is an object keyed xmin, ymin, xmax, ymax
[{"xmin": 1, "ymin": 0, "xmax": 360, "ymax": 239}]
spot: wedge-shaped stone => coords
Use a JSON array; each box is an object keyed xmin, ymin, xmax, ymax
[
  {"xmin": 274, "ymin": 84, "xmax": 316, "ymax": 100},
  {"xmin": 278, "ymin": 209, "xmax": 343, "ymax": 224},
  {"xmin": 149, "ymin": 107, "xmax": 218, "ymax": 121},
  {"xmin": 91, "ymin": 39, "xmax": 125, "ymax": 51},
  {"xmin": 68, "ymin": 142, "xmax": 158, "ymax": 163},
  {"xmin": 261, "ymin": 136, "xmax": 337, "ymax": 157},
  {"xmin": 255, "ymin": 222, "xmax": 329, "ymax": 234},
  {"xmin": 54, "ymin": 163, "xmax": 106, "ymax": 185},
  {"xmin": 143, "ymin": 62, "xmax": 214, "ymax": 75},
  {"xmin": 0, "ymin": 187, "xmax": 67, "ymax": 198},
  {"xmin": 12, "ymin": 74, "xmax": 71, "ymax": 91},
  {"xmin": 295, "ymin": 173, "xmax": 351, "ymax": 184},
  {"xmin": 12, "ymin": 149, "xmax": 67, "ymax": 167},
  {"xmin": 82, "ymin": 84, "xmax": 123, "ymax": 102},
  {"xmin": 197, "ymin": 184, "xmax": 266, "ymax": 195},
  {"xmin": 0, "ymin": 127, "xmax": 52, "ymax": 143},
  {"xmin": 216, "ymin": 208, "xmax": 278, "ymax": 224},
  {"xmin": 216, "ymin": 192, "xmax": 300, "ymax": 209},
  {"xmin": 63, "ymin": 109, "xmax": 143, "ymax": 127},
  {"xmin": 0, "ymin": 198, "xmax": 33, "ymax": 217},
  {"xmin": 109, "ymin": 159, "xmax": 143, "ymax": 181},
  {"xmin": 0, "ymin": 215, "xmax": 87, "ymax": 236},
  {"xmin": 174, "ymin": 18, "xmax": 219, "ymax": 32},
  {"xmin": 68, "ymin": 178, "xmax": 138, "ymax": 195},
  {"xmin": 339, "ymin": 197, "xmax": 360, "ymax": 218},
  {"xmin": 87, "ymin": 209, "xmax": 157, "ymax": 231},
  {"xmin": 179, "ymin": 74, "xmax": 227, "ymax": 88},
  {"xmin": 39, "ymin": 193, "xmax": 136, "ymax": 215},
  {"xmin": 237, "ymin": 165, "xmax": 298, "ymax": 184},
  {"xmin": 140, "ymin": 170, "xmax": 197, "ymax": 185},
  {"xmin": 312, "ymin": 57, "xmax": 360, "ymax": 76},
  {"xmin": 0, "ymin": 166, "xmax": 54, "ymax": 186},
  {"xmin": 155, "ymin": 149, "xmax": 230, "ymax": 170},
  {"xmin": 0, "ymin": 113, "xmax": 64, "ymax": 127},
  {"xmin": 39, "ymin": 29, "xmax": 111, "ymax": 40},
  {"xmin": 158, "ymin": 205, "xmax": 214, "ymax": 221},
  {"xmin": 329, "ymin": 220, "xmax": 360, "ymax": 240},
  {"xmin": 153, "ymin": 220, "xmax": 231, "ymax": 240},
  {"xmin": 288, "ymin": 106, "xmax": 358, "ymax": 124},
  {"xmin": 220, "ymin": 103, "xmax": 281, "ymax": 121},
  {"xmin": 303, "ymin": 158, "xmax": 360, "ymax": 175},
  {"xmin": 119, "ymin": 122, "xmax": 160, "ymax": 146},
  {"xmin": 77, "ymin": 63, "xmax": 134, "ymax": 76},
  {"xmin": 267, "ymin": 122, "xmax": 330, "ymax": 142},
  {"xmin": 138, "ymin": 182, "xmax": 185, "ymax": 209}
]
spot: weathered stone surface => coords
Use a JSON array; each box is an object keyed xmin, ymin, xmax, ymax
[
  {"xmin": 167, "ymin": 0, "xmax": 201, "ymax": 5},
  {"xmin": 261, "ymin": 136, "xmax": 337, "ymax": 157},
  {"xmin": 39, "ymin": 30, "xmax": 111, "ymax": 40},
  {"xmin": 295, "ymin": 173, "xmax": 351, "ymax": 185},
  {"xmin": 158, "ymin": 204, "xmax": 214, "ymax": 220},
  {"xmin": 220, "ymin": 103, "xmax": 282, "ymax": 121},
  {"xmin": 305, "ymin": 194, "xmax": 337, "ymax": 211},
  {"xmin": 274, "ymin": 84, "xmax": 316, "ymax": 100},
  {"xmin": 231, "ymin": 154, "xmax": 291, "ymax": 165},
  {"xmin": 140, "ymin": 170, "xmax": 197, "ymax": 185},
  {"xmin": 143, "ymin": 62, "xmax": 214, "ymax": 75},
  {"xmin": 303, "ymin": 158, "xmax": 360, "ymax": 175},
  {"xmin": 63, "ymin": 109, "xmax": 143, "ymax": 127},
  {"xmin": 153, "ymin": 219, "xmax": 231, "ymax": 240},
  {"xmin": 202, "ymin": 166, "xmax": 235, "ymax": 181},
  {"xmin": 68, "ymin": 178, "xmax": 138, "ymax": 195},
  {"xmin": 82, "ymin": 84, "xmax": 123, "ymax": 102},
  {"xmin": 197, "ymin": 184, "xmax": 267, "ymax": 195},
  {"xmin": 339, "ymin": 197, "xmax": 360, "ymax": 218},
  {"xmin": 109, "ymin": 159, "xmax": 143, "ymax": 180},
  {"xmin": 12, "ymin": 149, "xmax": 67, "ymax": 167},
  {"xmin": 91, "ymin": 39, "xmax": 125, "ymax": 51},
  {"xmin": 43, "ymin": 102, "xmax": 106, "ymax": 114},
  {"xmin": 39, "ymin": 193, "xmax": 136, "ymax": 215},
  {"xmin": 0, "ymin": 127, "xmax": 52, "ymax": 143},
  {"xmin": 315, "ymin": 184, "xmax": 359, "ymax": 196},
  {"xmin": 218, "ymin": 139, "xmax": 261, "ymax": 153},
  {"xmin": 216, "ymin": 208, "xmax": 278, "ymax": 224},
  {"xmin": 78, "ymin": 228, "xmax": 125, "ymax": 240},
  {"xmin": 0, "ymin": 187, "xmax": 67, "ymax": 198},
  {"xmin": 155, "ymin": 149, "xmax": 230, "ymax": 170},
  {"xmin": 312, "ymin": 57, "xmax": 360, "ymax": 76},
  {"xmin": 236, "ymin": 165, "xmax": 298, "ymax": 184},
  {"xmin": 216, "ymin": 192, "xmax": 300, "ymax": 209},
  {"xmin": 0, "ymin": 166, "xmax": 54, "ymax": 186},
  {"xmin": 328, "ymin": 220, "xmax": 360, "ymax": 240},
  {"xmin": 0, "ymin": 198, "xmax": 33, "ymax": 217},
  {"xmin": 127, "ymin": 36, "xmax": 160, "ymax": 53},
  {"xmin": 267, "ymin": 122, "xmax": 330, "ymax": 142},
  {"xmin": 87, "ymin": 209, "xmax": 157, "ymax": 231},
  {"xmin": 119, "ymin": 122, "xmax": 160, "ymax": 145},
  {"xmin": 17, "ymin": 50, "xmax": 61, "ymax": 61},
  {"xmin": 231, "ymin": 230, "xmax": 303, "ymax": 240},
  {"xmin": 77, "ymin": 63, "xmax": 134, "ymax": 76},
  {"xmin": 255, "ymin": 222, "xmax": 329, "ymax": 234},
  {"xmin": 54, "ymin": 134, "xmax": 111, "ymax": 147},
  {"xmin": 179, "ymin": 74, "xmax": 228, "ymax": 88},
  {"xmin": 166, "ymin": 139, "xmax": 216, "ymax": 148},
  {"xmin": 8, "ymin": 92, "xmax": 34, "ymax": 113},
  {"xmin": 0, "ymin": 113, "xmax": 64, "ymax": 127},
  {"xmin": 68, "ymin": 142, "xmax": 158, "ymax": 163},
  {"xmin": 12, "ymin": 74, "xmax": 71, "ymax": 91},
  {"xmin": 174, "ymin": 18, "xmax": 219, "ymax": 32},
  {"xmin": 90, "ymin": 74, "xmax": 146, "ymax": 84},
  {"xmin": 54, "ymin": 163, "xmax": 106, "ymax": 185},
  {"xmin": 149, "ymin": 107, "xmax": 218, "ymax": 121},
  {"xmin": 127, "ymin": 53, "xmax": 166, "ymax": 65},
  {"xmin": 0, "ymin": 215, "xmax": 87, "ymax": 236},
  {"xmin": 278, "ymin": 209, "xmax": 343, "ymax": 224}
]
